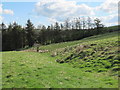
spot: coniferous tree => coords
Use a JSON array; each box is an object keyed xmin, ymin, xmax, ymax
[
  {"xmin": 60, "ymin": 23, "xmax": 64, "ymax": 30},
  {"xmin": 94, "ymin": 18, "xmax": 104, "ymax": 34},
  {"xmin": 1, "ymin": 17, "xmax": 109, "ymax": 51},
  {"xmin": 54, "ymin": 22, "xmax": 60, "ymax": 30},
  {"xmin": 64, "ymin": 18, "xmax": 70, "ymax": 30},
  {"xmin": 82, "ymin": 17, "xmax": 86, "ymax": 29},
  {"xmin": 25, "ymin": 19, "xmax": 35, "ymax": 47},
  {"xmin": 50, "ymin": 24, "xmax": 54, "ymax": 30},
  {"xmin": 87, "ymin": 17, "xmax": 92, "ymax": 29}
]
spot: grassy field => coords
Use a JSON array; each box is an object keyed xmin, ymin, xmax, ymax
[{"xmin": 2, "ymin": 32, "xmax": 119, "ymax": 88}]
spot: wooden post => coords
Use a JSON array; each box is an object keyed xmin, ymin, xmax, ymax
[
  {"xmin": 34, "ymin": 44, "xmax": 39, "ymax": 52},
  {"xmin": 37, "ymin": 46, "xmax": 39, "ymax": 52}
]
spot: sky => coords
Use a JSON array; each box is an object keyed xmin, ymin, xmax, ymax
[{"xmin": 0, "ymin": 0, "xmax": 119, "ymax": 27}]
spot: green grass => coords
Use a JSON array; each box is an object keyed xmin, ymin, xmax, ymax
[
  {"xmin": 2, "ymin": 31, "xmax": 119, "ymax": 88},
  {"xmin": 37, "ymin": 32, "xmax": 118, "ymax": 51},
  {"xmin": 52, "ymin": 31, "xmax": 119, "ymax": 72}
]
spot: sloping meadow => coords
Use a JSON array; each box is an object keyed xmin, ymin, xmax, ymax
[
  {"xmin": 51, "ymin": 32, "xmax": 120, "ymax": 74},
  {"xmin": 2, "ymin": 31, "xmax": 119, "ymax": 88}
]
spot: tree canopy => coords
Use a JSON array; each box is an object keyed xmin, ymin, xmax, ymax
[{"xmin": 1, "ymin": 17, "xmax": 118, "ymax": 51}]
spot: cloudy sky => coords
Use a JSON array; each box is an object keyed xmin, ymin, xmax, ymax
[{"xmin": 0, "ymin": 0, "xmax": 119, "ymax": 27}]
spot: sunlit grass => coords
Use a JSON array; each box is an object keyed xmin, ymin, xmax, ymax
[{"xmin": 2, "ymin": 31, "xmax": 119, "ymax": 88}]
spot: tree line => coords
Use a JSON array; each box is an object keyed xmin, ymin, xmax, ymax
[{"xmin": 0, "ymin": 17, "xmax": 118, "ymax": 51}]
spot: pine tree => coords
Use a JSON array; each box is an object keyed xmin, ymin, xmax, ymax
[
  {"xmin": 94, "ymin": 18, "xmax": 104, "ymax": 34},
  {"xmin": 26, "ymin": 19, "xmax": 35, "ymax": 47}
]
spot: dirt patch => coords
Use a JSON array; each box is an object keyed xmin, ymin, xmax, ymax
[{"xmin": 23, "ymin": 49, "xmax": 49, "ymax": 53}]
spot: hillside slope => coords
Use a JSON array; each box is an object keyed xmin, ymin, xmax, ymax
[
  {"xmin": 52, "ymin": 32, "xmax": 119, "ymax": 73},
  {"xmin": 2, "ymin": 31, "xmax": 119, "ymax": 88}
]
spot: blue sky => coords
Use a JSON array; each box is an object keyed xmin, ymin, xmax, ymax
[
  {"xmin": 2, "ymin": 2, "xmax": 38, "ymax": 26},
  {"xmin": 1, "ymin": 0, "xmax": 118, "ymax": 27}
]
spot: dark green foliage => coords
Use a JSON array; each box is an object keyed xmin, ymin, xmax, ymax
[
  {"xmin": 2, "ymin": 22, "xmax": 25, "ymax": 51},
  {"xmin": 25, "ymin": 19, "xmax": 36, "ymax": 47},
  {"xmin": 1, "ymin": 18, "xmax": 119, "ymax": 51}
]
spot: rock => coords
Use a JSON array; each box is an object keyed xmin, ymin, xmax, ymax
[
  {"xmin": 39, "ymin": 50, "xmax": 49, "ymax": 53},
  {"xmin": 56, "ymin": 59, "xmax": 64, "ymax": 63},
  {"xmin": 90, "ymin": 44, "xmax": 97, "ymax": 46},
  {"xmin": 112, "ymin": 68, "xmax": 120, "ymax": 71},
  {"xmin": 85, "ymin": 70, "xmax": 92, "ymax": 72},
  {"xmin": 107, "ymin": 56, "xmax": 114, "ymax": 59},
  {"xmin": 6, "ymin": 75, "xmax": 12, "ymax": 78},
  {"xmin": 51, "ymin": 52, "xmax": 57, "ymax": 57}
]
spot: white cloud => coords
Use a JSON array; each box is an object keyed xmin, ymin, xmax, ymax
[
  {"xmin": 0, "ymin": 16, "xmax": 3, "ymax": 20},
  {"xmin": 48, "ymin": 18, "xmax": 57, "ymax": 23},
  {"xmin": 0, "ymin": 4, "xmax": 14, "ymax": 15},
  {"xmin": 95, "ymin": 0, "xmax": 119, "ymax": 14},
  {"xmin": 94, "ymin": 0, "xmax": 119, "ymax": 26},
  {"xmin": 0, "ymin": 4, "xmax": 3, "ymax": 14},
  {"xmin": 48, "ymin": 17, "xmax": 65, "ymax": 24},
  {"xmin": 0, "ymin": 4, "xmax": 14, "ymax": 23},
  {"xmin": 35, "ymin": 0, "xmax": 95, "ymax": 22},
  {"xmin": 35, "ymin": 0, "xmax": 118, "ymax": 26},
  {"xmin": 3, "ymin": 9, "xmax": 14, "ymax": 15},
  {"xmin": 98, "ymin": 14, "xmax": 118, "ymax": 26},
  {"xmin": 0, "ymin": 16, "xmax": 3, "ymax": 23}
]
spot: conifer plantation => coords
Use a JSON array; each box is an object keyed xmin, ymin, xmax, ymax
[{"xmin": 1, "ymin": 17, "xmax": 118, "ymax": 51}]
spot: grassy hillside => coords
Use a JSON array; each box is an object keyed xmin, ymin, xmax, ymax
[
  {"xmin": 2, "ymin": 31, "xmax": 119, "ymax": 88},
  {"xmin": 38, "ymin": 31, "xmax": 119, "ymax": 51},
  {"xmin": 52, "ymin": 32, "xmax": 119, "ymax": 72}
]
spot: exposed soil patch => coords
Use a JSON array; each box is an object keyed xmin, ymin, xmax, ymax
[{"xmin": 23, "ymin": 49, "xmax": 49, "ymax": 53}]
